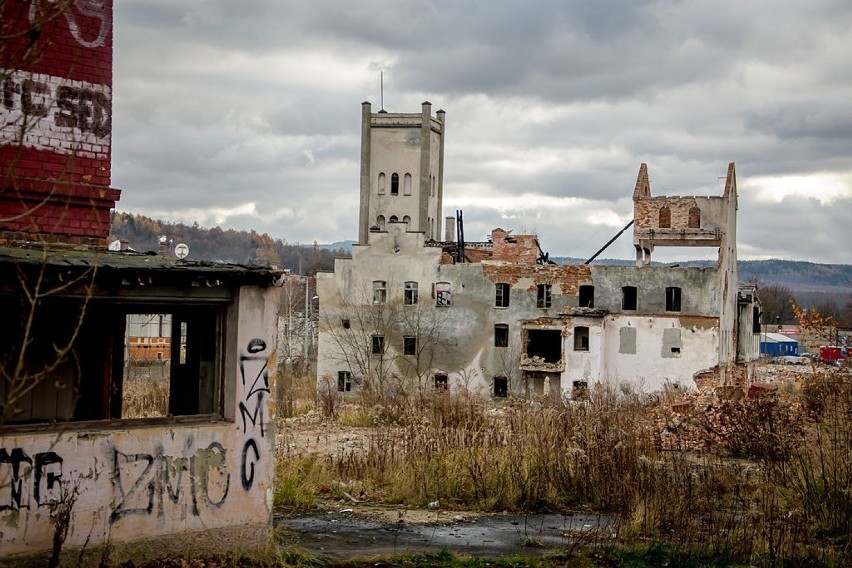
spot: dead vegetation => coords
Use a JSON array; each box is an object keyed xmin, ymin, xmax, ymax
[{"xmin": 276, "ymin": 361, "xmax": 852, "ymax": 566}]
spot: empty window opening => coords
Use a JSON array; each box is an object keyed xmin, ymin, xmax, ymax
[
  {"xmin": 579, "ymin": 285, "xmax": 594, "ymax": 308},
  {"xmin": 665, "ymin": 287, "xmax": 682, "ymax": 312},
  {"xmin": 495, "ymin": 283, "xmax": 510, "ymax": 308},
  {"xmin": 391, "ymin": 173, "xmax": 399, "ymax": 195},
  {"xmin": 494, "ymin": 376, "xmax": 508, "ymax": 397},
  {"xmin": 573, "ymin": 326, "xmax": 590, "ymax": 351},
  {"xmin": 378, "ymin": 172, "xmax": 386, "ymax": 195},
  {"xmin": 494, "ymin": 324, "xmax": 509, "ymax": 347},
  {"xmin": 753, "ymin": 307, "xmax": 761, "ymax": 334},
  {"xmin": 435, "ymin": 282, "xmax": 452, "ymax": 306},
  {"xmin": 659, "ymin": 206, "xmax": 671, "ymax": 228},
  {"xmin": 403, "ymin": 336, "xmax": 417, "ymax": 355},
  {"xmin": 342, "ymin": 318, "xmax": 351, "ymax": 329},
  {"xmin": 526, "ymin": 329, "xmax": 562, "ymax": 362},
  {"xmin": 373, "ymin": 280, "xmax": 387, "ymax": 304},
  {"xmin": 404, "ymin": 281, "xmax": 419, "ymax": 305},
  {"xmin": 434, "ymin": 373, "xmax": 448, "ymax": 390},
  {"xmin": 376, "ymin": 215, "xmax": 386, "ymax": 231},
  {"xmin": 371, "ymin": 335, "xmax": 385, "ymax": 355},
  {"xmin": 432, "ymin": 176, "xmax": 436, "ymax": 197},
  {"xmin": 688, "ymin": 207, "xmax": 701, "ymax": 229},
  {"xmin": 537, "ymin": 284, "xmax": 552, "ymax": 308},
  {"xmin": 337, "ymin": 371, "xmax": 352, "ymax": 392},
  {"xmin": 403, "ymin": 215, "xmax": 411, "ymax": 227},
  {"xmin": 403, "ymin": 173, "xmax": 412, "ymax": 196},
  {"xmin": 389, "ymin": 215, "xmax": 398, "ymax": 223},
  {"xmin": 572, "ymin": 381, "xmax": 588, "ymax": 399},
  {"xmin": 622, "ymin": 286, "xmax": 637, "ymax": 311}
]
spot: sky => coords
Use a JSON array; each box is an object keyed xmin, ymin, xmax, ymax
[{"xmin": 112, "ymin": 1, "xmax": 852, "ymax": 264}]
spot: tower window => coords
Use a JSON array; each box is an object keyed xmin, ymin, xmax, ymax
[
  {"xmin": 403, "ymin": 215, "xmax": 411, "ymax": 227},
  {"xmin": 537, "ymin": 284, "xmax": 552, "ymax": 308},
  {"xmin": 495, "ymin": 283, "xmax": 510, "ymax": 308},
  {"xmin": 622, "ymin": 286, "xmax": 637, "ymax": 311},
  {"xmin": 404, "ymin": 281, "xmax": 419, "ymax": 305},
  {"xmin": 376, "ymin": 215, "xmax": 386, "ymax": 231},
  {"xmin": 391, "ymin": 173, "xmax": 399, "ymax": 195},
  {"xmin": 389, "ymin": 215, "xmax": 398, "ymax": 223},
  {"xmin": 659, "ymin": 206, "xmax": 671, "ymax": 228},
  {"xmin": 665, "ymin": 287, "xmax": 682, "ymax": 312},
  {"xmin": 688, "ymin": 207, "xmax": 701, "ymax": 228},
  {"xmin": 579, "ymin": 285, "xmax": 594, "ymax": 308},
  {"xmin": 378, "ymin": 172, "xmax": 386, "ymax": 195},
  {"xmin": 403, "ymin": 173, "xmax": 412, "ymax": 196}
]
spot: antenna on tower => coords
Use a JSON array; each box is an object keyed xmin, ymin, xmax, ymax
[{"xmin": 380, "ymin": 70, "xmax": 384, "ymax": 111}]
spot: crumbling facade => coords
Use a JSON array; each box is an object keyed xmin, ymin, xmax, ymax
[
  {"xmin": 1, "ymin": 2, "xmax": 280, "ymax": 561},
  {"xmin": 316, "ymin": 104, "xmax": 761, "ymax": 397}
]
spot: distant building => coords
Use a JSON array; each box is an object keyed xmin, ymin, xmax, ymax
[
  {"xmin": 760, "ymin": 333, "xmax": 799, "ymax": 357},
  {"xmin": 316, "ymin": 103, "xmax": 761, "ymax": 398}
]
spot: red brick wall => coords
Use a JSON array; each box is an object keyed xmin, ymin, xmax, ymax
[
  {"xmin": 633, "ymin": 197, "xmax": 699, "ymax": 230},
  {"xmin": 1, "ymin": 1, "xmax": 119, "ymax": 242}
]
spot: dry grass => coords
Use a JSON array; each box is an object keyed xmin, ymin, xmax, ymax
[
  {"xmin": 276, "ymin": 365, "xmax": 852, "ymax": 566},
  {"xmin": 122, "ymin": 374, "xmax": 169, "ymax": 418}
]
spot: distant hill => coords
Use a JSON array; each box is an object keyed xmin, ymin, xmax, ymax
[{"xmin": 109, "ymin": 212, "xmax": 346, "ymax": 275}]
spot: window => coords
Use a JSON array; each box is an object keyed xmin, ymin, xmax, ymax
[
  {"xmin": 434, "ymin": 373, "xmax": 448, "ymax": 390},
  {"xmin": 579, "ymin": 285, "xmax": 594, "ymax": 308},
  {"xmin": 403, "ymin": 173, "xmax": 412, "ymax": 196},
  {"xmin": 493, "ymin": 376, "xmax": 508, "ymax": 397},
  {"xmin": 659, "ymin": 206, "xmax": 671, "ymax": 228},
  {"xmin": 376, "ymin": 215, "xmax": 385, "ymax": 231},
  {"xmin": 526, "ymin": 329, "xmax": 562, "ymax": 362},
  {"xmin": 403, "ymin": 215, "xmax": 411, "ymax": 227},
  {"xmin": 389, "ymin": 215, "xmax": 398, "ymax": 223},
  {"xmin": 378, "ymin": 172, "xmax": 386, "ymax": 195},
  {"xmin": 574, "ymin": 326, "xmax": 590, "ymax": 351},
  {"xmin": 753, "ymin": 307, "xmax": 761, "ymax": 334},
  {"xmin": 373, "ymin": 280, "xmax": 386, "ymax": 304},
  {"xmin": 537, "ymin": 284, "xmax": 552, "ymax": 308},
  {"xmin": 391, "ymin": 173, "xmax": 399, "ymax": 195},
  {"xmin": 665, "ymin": 287, "xmax": 682, "ymax": 312},
  {"xmin": 622, "ymin": 286, "xmax": 637, "ymax": 311},
  {"xmin": 341, "ymin": 318, "xmax": 351, "ymax": 329},
  {"xmin": 572, "ymin": 381, "xmax": 588, "ymax": 399},
  {"xmin": 337, "ymin": 371, "xmax": 352, "ymax": 392},
  {"xmin": 371, "ymin": 335, "xmax": 385, "ymax": 355},
  {"xmin": 404, "ymin": 281, "xmax": 419, "ymax": 305},
  {"xmin": 435, "ymin": 282, "xmax": 452, "ymax": 306},
  {"xmin": 403, "ymin": 336, "xmax": 417, "ymax": 355},
  {"xmin": 495, "ymin": 283, "xmax": 510, "ymax": 308},
  {"xmin": 494, "ymin": 324, "xmax": 509, "ymax": 347},
  {"xmin": 688, "ymin": 207, "xmax": 701, "ymax": 229}
]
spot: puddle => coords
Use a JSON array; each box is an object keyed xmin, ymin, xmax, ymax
[{"xmin": 279, "ymin": 510, "xmax": 614, "ymax": 559}]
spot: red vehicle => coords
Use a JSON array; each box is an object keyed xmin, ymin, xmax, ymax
[{"xmin": 819, "ymin": 346, "xmax": 843, "ymax": 363}]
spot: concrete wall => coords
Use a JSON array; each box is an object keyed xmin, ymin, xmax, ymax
[{"xmin": 0, "ymin": 286, "xmax": 278, "ymax": 558}]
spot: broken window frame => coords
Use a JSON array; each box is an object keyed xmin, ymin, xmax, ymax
[
  {"xmin": 622, "ymin": 286, "xmax": 638, "ymax": 311},
  {"xmin": 404, "ymin": 281, "xmax": 419, "ymax": 305},
  {"xmin": 495, "ymin": 283, "xmax": 510, "ymax": 308},
  {"xmin": 536, "ymin": 283, "xmax": 552, "ymax": 308},
  {"xmin": 665, "ymin": 287, "xmax": 682, "ymax": 312},
  {"xmin": 573, "ymin": 326, "xmax": 590, "ymax": 351},
  {"xmin": 434, "ymin": 373, "xmax": 448, "ymax": 391},
  {"xmin": 494, "ymin": 324, "xmax": 509, "ymax": 347},
  {"xmin": 435, "ymin": 282, "xmax": 452, "ymax": 307},
  {"xmin": 526, "ymin": 328, "xmax": 563, "ymax": 362},
  {"xmin": 579, "ymin": 285, "xmax": 595, "ymax": 308},
  {"xmin": 337, "ymin": 371, "xmax": 352, "ymax": 392},
  {"xmin": 403, "ymin": 335, "xmax": 417, "ymax": 355},
  {"xmin": 372, "ymin": 280, "xmax": 387, "ymax": 304},
  {"xmin": 371, "ymin": 335, "xmax": 385, "ymax": 355}
]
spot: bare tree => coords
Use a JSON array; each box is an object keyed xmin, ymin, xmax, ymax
[{"xmin": 758, "ymin": 282, "xmax": 796, "ymax": 326}]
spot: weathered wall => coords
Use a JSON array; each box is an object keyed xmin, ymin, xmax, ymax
[
  {"xmin": 0, "ymin": 286, "xmax": 278, "ymax": 558},
  {"xmin": 0, "ymin": 1, "xmax": 120, "ymax": 244}
]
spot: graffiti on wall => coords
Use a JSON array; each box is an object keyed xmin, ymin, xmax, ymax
[
  {"xmin": 239, "ymin": 338, "xmax": 270, "ymax": 491},
  {"xmin": 29, "ymin": 0, "xmax": 112, "ymax": 49},
  {"xmin": 109, "ymin": 442, "xmax": 229, "ymax": 524},
  {"xmin": 0, "ymin": 448, "xmax": 64, "ymax": 511}
]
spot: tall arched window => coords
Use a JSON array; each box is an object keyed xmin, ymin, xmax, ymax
[
  {"xmin": 376, "ymin": 215, "xmax": 386, "ymax": 230},
  {"xmin": 659, "ymin": 206, "xmax": 671, "ymax": 228},
  {"xmin": 403, "ymin": 173, "xmax": 412, "ymax": 196},
  {"xmin": 391, "ymin": 173, "xmax": 399, "ymax": 195},
  {"xmin": 378, "ymin": 172, "xmax": 386, "ymax": 195},
  {"xmin": 688, "ymin": 207, "xmax": 701, "ymax": 228},
  {"xmin": 403, "ymin": 215, "xmax": 411, "ymax": 227}
]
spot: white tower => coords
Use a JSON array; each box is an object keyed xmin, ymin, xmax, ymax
[{"xmin": 357, "ymin": 101, "xmax": 446, "ymax": 244}]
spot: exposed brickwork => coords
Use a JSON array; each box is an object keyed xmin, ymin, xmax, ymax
[
  {"xmin": 1, "ymin": 1, "xmax": 118, "ymax": 244},
  {"xmin": 633, "ymin": 197, "xmax": 700, "ymax": 230},
  {"xmin": 490, "ymin": 229, "xmax": 540, "ymax": 264},
  {"xmin": 482, "ymin": 262, "xmax": 591, "ymax": 295}
]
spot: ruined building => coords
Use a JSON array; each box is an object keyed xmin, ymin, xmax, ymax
[
  {"xmin": 1, "ymin": 2, "xmax": 280, "ymax": 560},
  {"xmin": 316, "ymin": 103, "xmax": 761, "ymax": 397}
]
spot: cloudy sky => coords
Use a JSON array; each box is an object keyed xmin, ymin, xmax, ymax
[{"xmin": 112, "ymin": 1, "xmax": 852, "ymax": 264}]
